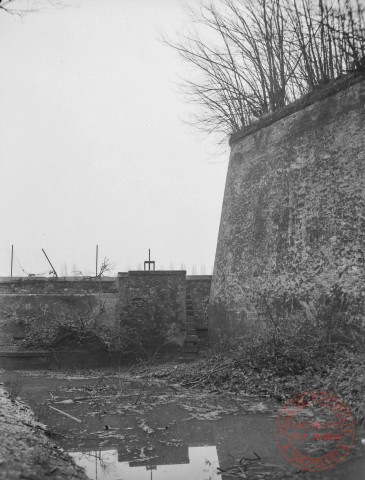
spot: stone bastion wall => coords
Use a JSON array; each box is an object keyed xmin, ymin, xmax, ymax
[{"xmin": 210, "ymin": 74, "xmax": 365, "ymax": 341}]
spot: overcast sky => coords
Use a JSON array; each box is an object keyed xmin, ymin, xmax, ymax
[{"xmin": 0, "ymin": 0, "xmax": 227, "ymax": 277}]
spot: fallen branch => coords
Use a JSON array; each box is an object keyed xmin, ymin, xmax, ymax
[
  {"xmin": 22, "ymin": 421, "xmax": 67, "ymax": 438},
  {"xmin": 49, "ymin": 405, "xmax": 82, "ymax": 423}
]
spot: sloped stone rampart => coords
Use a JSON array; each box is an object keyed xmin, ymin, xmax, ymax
[{"xmin": 210, "ymin": 77, "xmax": 365, "ymax": 339}]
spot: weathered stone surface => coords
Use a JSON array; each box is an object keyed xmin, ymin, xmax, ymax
[
  {"xmin": 120, "ymin": 271, "xmax": 186, "ymax": 324},
  {"xmin": 210, "ymin": 78, "xmax": 365, "ymax": 340},
  {"xmin": 118, "ymin": 271, "xmax": 187, "ymax": 350}
]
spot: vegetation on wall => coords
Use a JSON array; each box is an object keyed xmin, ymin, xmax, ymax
[
  {"xmin": 155, "ymin": 301, "xmax": 365, "ymax": 422},
  {"xmin": 165, "ymin": 0, "xmax": 365, "ymax": 137},
  {"xmin": 162, "ymin": 338, "xmax": 365, "ymax": 423},
  {"xmin": 12, "ymin": 261, "xmax": 119, "ymax": 351},
  {"xmin": 16, "ymin": 295, "xmax": 182, "ymax": 360},
  {"xmin": 17, "ymin": 298, "xmax": 119, "ymax": 352}
]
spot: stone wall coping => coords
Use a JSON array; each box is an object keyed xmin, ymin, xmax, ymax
[
  {"xmin": 186, "ymin": 275, "xmax": 212, "ymax": 281},
  {"xmin": 230, "ymin": 72, "xmax": 365, "ymax": 145},
  {"xmin": 0, "ymin": 351, "xmax": 52, "ymax": 357},
  {"xmin": 118, "ymin": 270, "xmax": 187, "ymax": 276},
  {"xmin": 0, "ymin": 293, "xmax": 117, "ymax": 297},
  {"xmin": 0, "ymin": 276, "xmax": 117, "ymax": 283}
]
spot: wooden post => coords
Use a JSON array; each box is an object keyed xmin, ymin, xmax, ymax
[
  {"xmin": 11, "ymin": 245, "xmax": 13, "ymax": 277},
  {"xmin": 41, "ymin": 248, "xmax": 58, "ymax": 278}
]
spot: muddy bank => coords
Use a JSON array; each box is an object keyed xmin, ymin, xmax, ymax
[{"xmin": 0, "ymin": 385, "xmax": 88, "ymax": 480}]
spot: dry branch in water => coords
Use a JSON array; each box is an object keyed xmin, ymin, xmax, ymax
[{"xmin": 49, "ymin": 405, "xmax": 82, "ymax": 423}]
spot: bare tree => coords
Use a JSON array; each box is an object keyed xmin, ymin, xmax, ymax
[
  {"xmin": 0, "ymin": 0, "xmax": 18, "ymax": 14},
  {"xmin": 0, "ymin": 0, "xmax": 39, "ymax": 15},
  {"xmin": 73, "ymin": 257, "xmax": 114, "ymax": 278},
  {"xmin": 288, "ymin": 0, "xmax": 365, "ymax": 87},
  {"xmin": 164, "ymin": 0, "xmax": 365, "ymax": 138},
  {"xmin": 0, "ymin": 0, "xmax": 69, "ymax": 16},
  {"xmin": 98, "ymin": 257, "xmax": 114, "ymax": 277}
]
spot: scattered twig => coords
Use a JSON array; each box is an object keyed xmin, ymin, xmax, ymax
[{"xmin": 46, "ymin": 467, "xmax": 58, "ymax": 476}]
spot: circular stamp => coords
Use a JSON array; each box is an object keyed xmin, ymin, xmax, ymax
[{"xmin": 275, "ymin": 390, "xmax": 354, "ymax": 471}]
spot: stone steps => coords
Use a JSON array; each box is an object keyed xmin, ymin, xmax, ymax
[
  {"xmin": 186, "ymin": 329, "xmax": 197, "ymax": 335},
  {"xmin": 184, "ymin": 345, "xmax": 198, "ymax": 353},
  {"xmin": 184, "ymin": 292, "xmax": 199, "ymax": 352}
]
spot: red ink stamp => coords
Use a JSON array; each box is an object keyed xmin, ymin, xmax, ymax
[{"xmin": 275, "ymin": 390, "xmax": 354, "ymax": 470}]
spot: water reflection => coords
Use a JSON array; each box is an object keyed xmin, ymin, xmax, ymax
[
  {"xmin": 67, "ymin": 405, "xmax": 286, "ymax": 479},
  {"xmin": 70, "ymin": 445, "xmax": 220, "ymax": 480}
]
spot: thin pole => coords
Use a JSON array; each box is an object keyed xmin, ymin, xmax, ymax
[
  {"xmin": 11, "ymin": 245, "xmax": 13, "ymax": 277},
  {"xmin": 96, "ymin": 245, "xmax": 98, "ymax": 277},
  {"xmin": 41, "ymin": 248, "xmax": 58, "ymax": 278},
  {"xmin": 149, "ymin": 248, "xmax": 150, "ymax": 271}
]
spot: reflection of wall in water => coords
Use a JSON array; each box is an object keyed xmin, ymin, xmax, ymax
[
  {"xmin": 116, "ymin": 413, "xmax": 280, "ymax": 472},
  {"xmin": 118, "ymin": 444, "xmax": 189, "ymax": 466}
]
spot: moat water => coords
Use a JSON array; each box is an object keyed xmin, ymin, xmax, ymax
[{"xmin": 1, "ymin": 370, "xmax": 364, "ymax": 480}]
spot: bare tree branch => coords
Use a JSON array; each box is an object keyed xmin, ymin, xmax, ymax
[{"xmin": 163, "ymin": 0, "xmax": 365, "ymax": 138}]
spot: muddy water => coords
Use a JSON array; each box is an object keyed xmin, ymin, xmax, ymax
[
  {"xmin": 1, "ymin": 370, "xmax": 364, "ymax": 480},
  {"xmin": 70, "ymin": 446, "xmax": 220, "ymax": 480},
  {"xmin": 65, "ymin": 402, "xmax": 287, "ymax": 479}
]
